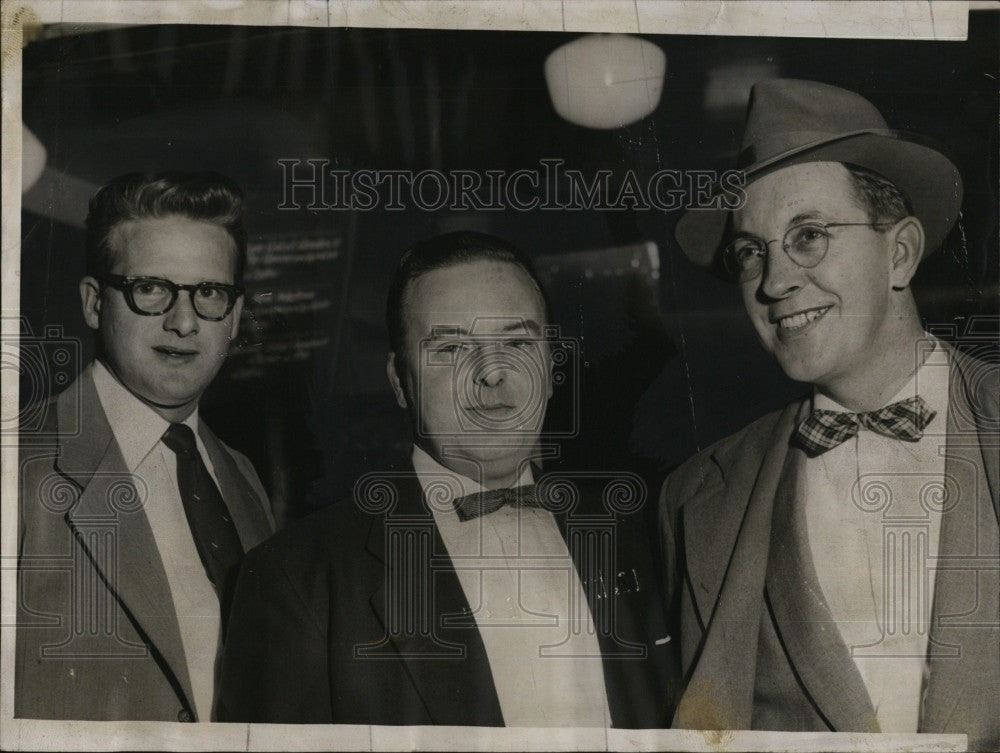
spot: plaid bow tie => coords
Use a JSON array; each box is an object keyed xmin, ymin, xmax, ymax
[
  {"xmin": 793, "ymin": 395, "xmax": 936, "ymax": 457},
  {"xmin": 453, "ymin": 485, "xmax": 540, "ymax": 521}
]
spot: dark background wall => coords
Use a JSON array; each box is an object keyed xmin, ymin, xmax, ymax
[{"xmin": 19, "ymin": 16, "xmax": 999, "ymax": 525}]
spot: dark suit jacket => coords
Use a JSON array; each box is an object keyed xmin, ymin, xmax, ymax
[
  {"xmin": 15, "ymin": 367, "xmax": 275, "ymax": 722},
  {"xmin": 218, "ymin": 468, "xmax": 679, "ymax": 726},
  {"xmin": 659, "ymin": 347, "xmax": 999, "ymax": 750}
]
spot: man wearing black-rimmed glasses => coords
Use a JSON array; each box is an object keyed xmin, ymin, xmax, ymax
[{"xmin": 16, "ymin": 172, "xmax": 274, "ymax": 722}]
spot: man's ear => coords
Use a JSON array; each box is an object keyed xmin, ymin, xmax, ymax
[
  {"xmin": 386, "ymin": 352, "xmax": 409, "ymax": 409},
  {"xmin": 888, "ymin": 216, "xmax": 925, "ymax": 291},
  {"xmin": 80, "ymin": 277, "xmax": 102, "ymax": 331},
  {"xmin": 228, "ymin": 296, "xmax": 244, "ymax": 343}
]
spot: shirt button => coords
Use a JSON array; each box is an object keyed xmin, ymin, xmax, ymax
[{"xmin": 177, "ymin": 709, "xmax": 194, "ymax": 723}]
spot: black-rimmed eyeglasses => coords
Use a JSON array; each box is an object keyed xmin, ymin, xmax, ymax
[
  {"xmin": 101, "ymin": 275, "xmax": 244, "ymax": 321},
  {"xmin": 723, "ymin": 221, "xmax": 893, "ymax": 283}
]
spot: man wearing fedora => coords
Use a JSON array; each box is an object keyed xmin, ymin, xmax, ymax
[{"xmin": 660, "ymin": 79, "xmax": 998, "ymax": 749}]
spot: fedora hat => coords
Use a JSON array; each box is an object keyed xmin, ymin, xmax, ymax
[{"xmin": 675, "ymin": 78, "xmax": 963, "ymax": 272}]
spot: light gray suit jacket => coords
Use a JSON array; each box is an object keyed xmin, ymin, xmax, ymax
[
  {"xmin": 15, "ymin": 367, "xmax": 274, "ymax": 721},
  {"xmin": 660, "ymin": 347, "xmax": 999, "ymax": 751}
]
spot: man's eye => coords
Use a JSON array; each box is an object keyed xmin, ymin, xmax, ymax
[
  {"xmin": 197, "ymin": 286, "xmax": 227, "ymax": 300},
  {"xmin": 436, "ymin": 341, "xmax": 472, "ymax": 354},
  {"xmin": 506, "ymin": 339, "xmax": 535, "ymax": 350},
  {"xmin": 135, "ymin": 281, "xmax": 167, "ymax": 296},
  {"xmin": 733, "ymin": 242, "xmax": 764, "ymax": 260},
  {"xmin": 795, "ymin": 226, "xmax": 828, "ymax": 243}
]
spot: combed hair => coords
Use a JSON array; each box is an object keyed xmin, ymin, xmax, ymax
[
  {"xmin": 85, "ymin": 171, "xmax": 248, "ymax": 282},
  {"xmin": 844, "ymin": 164, "xmax": 913, "ymax": 227},
  {"xmin": 385, "ymin": 231, "xmax": 550, "ymax": 365}
]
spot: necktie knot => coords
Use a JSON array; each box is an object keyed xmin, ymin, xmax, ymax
[
  {"xmin": 453, "ymin": 484, "xmax": 540, "ymax": 521},
  {"xmin": 793, "ymin": 394, "xmax": 936, "ymax": 457},
  {"xmin": 162, "ymin": 422, "xmax": 198, "ymax": 455}
]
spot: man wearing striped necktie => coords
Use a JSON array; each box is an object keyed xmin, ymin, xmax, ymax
[{"xmin": 16, "ymin": 172, "xmax": 274, "ymax": 722}]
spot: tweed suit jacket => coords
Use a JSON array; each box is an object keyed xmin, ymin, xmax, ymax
[
  {"xmin": 659, "ymin": 347, "xmax": 999, "ymax": 751},
  {"xmin": 15, "ymin": 367, "xmax": 275, "ymax": 721}
]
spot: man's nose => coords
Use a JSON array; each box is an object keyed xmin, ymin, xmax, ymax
[
  {"xmin": 472, "ymin": 347, "xmax": 511, "ymax": 388},
  {"xmin": 759, "ymin": 242, "xmax": 804, "ymax": 300},
  {"xmin": 163, "ymin": 292, "xmax": 200, "ymax": 336}
]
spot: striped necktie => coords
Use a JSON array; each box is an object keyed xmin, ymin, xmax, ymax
[{"xmin": 161, "ymin": 423, "xmax": 244, "ymax": 621}]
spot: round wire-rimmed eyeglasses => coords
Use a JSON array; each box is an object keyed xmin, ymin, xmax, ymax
[{"xmin": 723, "ymin": 221, "xmax": 893, "ymax": 283}]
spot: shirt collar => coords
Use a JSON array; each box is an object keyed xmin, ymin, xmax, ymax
[
  {"xmin": 812, "ymin": 335, "xmax": 949, "ymax": 428},
  {"xmin": 410, "ymin": 444, "xmax": 534, "ymax": 505},
  {"xmin": 91, "ymin": 360, "xmax": 200, "ymax": 473}
]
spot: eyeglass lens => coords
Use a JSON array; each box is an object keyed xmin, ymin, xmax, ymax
[
  {"xmin": 129, "ymin": 279, "xmax": 236, "ymax": 319},
  {"xmin": 726, "ymin": 224, "xmax": 831, "ymax": 281}
]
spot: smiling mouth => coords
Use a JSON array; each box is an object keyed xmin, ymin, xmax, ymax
[{"xmin": 774, "ymin": 306, "xmax": 832, "ymax": 331}]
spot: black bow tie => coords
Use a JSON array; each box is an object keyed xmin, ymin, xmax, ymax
[{"xmin": 453, "ymin": 485, "xmax": 540, "ymax": 521}]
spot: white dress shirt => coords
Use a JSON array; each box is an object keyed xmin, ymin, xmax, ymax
[
  {"xmin": 92, "ymin": 361, "xmax": 221, "ymax": 721},
  {"xmin": 803, "ymin": 339, "xmax": 950, "ymax": 731},
  {"xmin": 411, "ymin": 446, "xmax": 612, "ymax": 727}
]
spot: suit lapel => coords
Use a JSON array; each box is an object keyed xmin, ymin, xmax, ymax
[
  {"xmin": 57, "ymin": 371, "xmax": 195, "ymax": 712},
  {"xmin": 362, "ymin": 471, "xmax": 502, "ymax": 725},
  {"xmin": 950, "ymin": 347, "xmax": 998, "ymax": 521},
  {"xmin": 674, "ymin": 401, "xmax": 801, "ymax": 729},
  {"xmin": 764, "ymin": 445, "xmax": 879, "ymax": 732},
  {"xmin": 921, "ymin": 350, "xmax": 1000, "ymax": 745},
  {"xmin": 198, "ymin": 423, "xmax": 272, "ymax": 550},
  {"xmin": 681, "ymin": 404, "xmax": 801, "ymax": 629}
]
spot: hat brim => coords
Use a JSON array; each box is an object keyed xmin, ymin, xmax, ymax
[{"xmin": 675, "ymin": 130, "xmax": 963, "ymax": 274}]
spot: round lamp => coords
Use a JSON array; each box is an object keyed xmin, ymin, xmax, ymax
[{"xmin": 544, "ymin": 34, "xmax": 665, "ymax": 130}]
